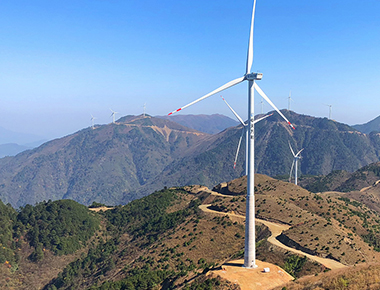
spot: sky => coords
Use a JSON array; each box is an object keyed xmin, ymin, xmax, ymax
[{"xmin": 1, "ymin": 0, "xmax": 380, "ymax": 142}]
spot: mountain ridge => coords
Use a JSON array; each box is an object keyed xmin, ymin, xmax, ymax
[{"xmin": 1, "ymin": 111, "xmax": 380, "ymax": 208}]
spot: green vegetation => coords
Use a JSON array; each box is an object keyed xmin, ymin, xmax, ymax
[
  {"xmin": 104, "ymin": 188, "xmax": 196, "ymax": 240},
  {"xmin": 89, "ymin": 266, "xmax": 172, "ymax": 290},
  {"xmin": 44, "ymin": 188, "xmax": 204, "ymax": 289},
  {"xmin": 0, "ymin": 198, "xmax": 99, "ymax": 267},
  {"xmin": 183, "ymin": 277, "xmax": 223, "ymax": 290},
  {"xmin": 283, "ymin": 255, "xmax": 308, "ymax": 277},
  {"xmin": 0, "ymin": 200, "xmax": 17, "ymax": 264},
  {"xmin": 16, "ymin": 199, "xmax": 99, "ymax": 257}
]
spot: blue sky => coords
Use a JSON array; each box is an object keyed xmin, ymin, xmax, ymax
[{"xmin": 1, "ymin": 0, "xmax": 379, "ymax": 140}]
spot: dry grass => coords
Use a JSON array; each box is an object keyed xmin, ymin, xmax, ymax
[{"xmin": 273, "ymin": 263, "xmax": 380, "ymax": 290}]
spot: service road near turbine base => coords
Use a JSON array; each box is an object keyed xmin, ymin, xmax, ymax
[{"xmin": 199, "ymin": 201, "xmax": 346, "ymax": 270}]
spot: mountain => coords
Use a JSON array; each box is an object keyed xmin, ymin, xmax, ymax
[
  {"xmin": 353, "ymin": 115, "xmax": 380, "ymax": 134},
  {"xmin": 1, "ymin": 111, "xmax": 380, "ymax": 208},
  {"xmin": 150, "ymin": 110, "xmax": 380, "ymax": 190},
  {"xmin": 157, "ymin": 113, "xmax": 239, "ymax": 134},
  {"xmin": 3, "ymin": 175, "xmax": 380, "ymax": 289},
  {"xmin": 0, "ymin": 115, "xmax": 209, "ymax": 208},
  {"xmin": 256, "ymin": 110, "xmax": 380, "ymax": 176}
]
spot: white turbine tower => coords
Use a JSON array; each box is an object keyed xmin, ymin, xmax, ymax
[
  {"xmin": 289, "ymin": 142, "xmax": 304, "ymax": 186},
  {"xmin": 143, "ymin": 103, "xmax": 146, "ymax": 117},
  {"xmin": 221, "ymin": 96, "xmax": 272, "ymax": 173},
  {"xmin": 288, "ymin": 91, "xmax": 293, "ymax": 111},
  {"xmin": 110, "ymin": 109, "xmax": 118, "ymax": 123},
  {"xmin": 91, "ymin": 114, "xmax": 96, "ymax": 129},
  {"xmin": 324, "ymin": 104, "xmax": 332, "ymax": 119},
  {"xmin": 168, "ymin": 0, "xmax": 295, "ymax": 268}
]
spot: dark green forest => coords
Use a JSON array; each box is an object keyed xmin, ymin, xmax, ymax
[{"xmin": 0, "ymin": 199, "xmax": 99, "ymax": 266}]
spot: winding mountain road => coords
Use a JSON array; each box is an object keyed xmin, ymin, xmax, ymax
[{"xmin": 199, "ymin": 201, "xmax": 346, "ymax": 270}]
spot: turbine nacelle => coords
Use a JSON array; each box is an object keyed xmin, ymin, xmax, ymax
[{"xmin": 245, "ymin": 72, "xmax": 263, "ymax": 81}]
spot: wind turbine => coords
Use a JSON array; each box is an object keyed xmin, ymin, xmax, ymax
[
  {"xmin": 324, "ymin": 104, "xmax": 332, "ymax": 119},
  {"xmin": 91, "ymin": 114, "xmax": 96, "ymax": 129},
  {"xmin": 288, "ymin": 91, "xmax": 293, "ymax": 111},
  {"xmin": 260, "ymin": 98, "xmax": 264, "ymax": 114},
  {"xmin": 110, "ymin": 109, "xmax": 118, "ymax": 123},
  {"xmin": 289, "ymin": 142, "xmax": 304, "ymax": 186},
  {"xmin": 168, "ymin": 0, "xmax": 294, "ymax": 268},
  {"xmin": 143, "ymin": 103, "xmax": 146, "ymax": 117},
  {"xmin": 221, "ymin": 96, "xmax": 272, "ymax": 173}
]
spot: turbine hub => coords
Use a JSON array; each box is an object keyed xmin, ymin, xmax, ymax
[{"xmin": 245, "ymin": 72, "xmax": 263, "ymax": 81}]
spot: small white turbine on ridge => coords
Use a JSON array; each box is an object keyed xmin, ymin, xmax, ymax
[
  {"xmin": 324, "ymin": 104, "xmax": 332, "ymax": 119},
  {"xmin": 110, "ymin": 109, "xmax": 118, "ymax": 123},
  {"xmin": 168, "ymin": 0, "xmax": 295, "ymax": 268},
  {"xmin": 221, "ymin": 96, "xmax": 272, "ymax": 173},
  {"xmin": 288, "ymin": 91, "xmax": 293, "ymax": 111},
  {"xmin": 325, "ymin": 105, "xmax": 332, "ymax": 120},
  {"xmin": 91, "ymin": 114, "xmax": 96, "ymax": 129},
  {"xmin": 289, "ymin": 141, "xmax": 304, "ymax": 186}
]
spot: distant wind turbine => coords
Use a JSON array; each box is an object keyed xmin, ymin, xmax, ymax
[
  {"xmin": 260, "ymin": 98, "xmax": 264, "ymax": 114},
  {"xmin": 143, "ymin": 103, "xmax": 146, "ymax": 117},
  {"xmin": 221, "ymin": 96, "xmax": 272, "ymax": 173},
  {"xmin": 289, "ymin": 141, "xmax": 304, "ymax": 185},
  {"xmin": 110, "ymin": 109, "xmax": 118, "ymax": 123},
  {"xmin": 324, "ymin": 104, "xmax": 332, "ymax": 119},
  {"xmin": 91, "ymin": 115, "xmax": 96, "ymax": 129},
  {"xmin": 168, "ymin": 0, "xmax": 295, "ymax": 268},
  {"xmin": 288, "ymin": 91, "xmax": 293, "ymax": 111}
]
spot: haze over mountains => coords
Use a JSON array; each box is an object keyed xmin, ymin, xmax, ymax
[
  {"xmin": 1, "ymin": 111, "xmax": 380, "ymax": 208},
  {"xmin": 0, "ymin": 126, "xmax": 46, "ymax": 157}
]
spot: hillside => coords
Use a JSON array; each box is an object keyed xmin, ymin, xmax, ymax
[
  {"xmin": 1, "ymin": 112, "xmax": 380, "ymax": 208},
  {"xmin": 300, "ymin": 162, "xmax": 380, "ymax": 193},
  {"xmin": 213, "ymin": 175, "xmax": 380, "ymax": 265},
  {"xmin": 3, "ymin": 175, "xmax": 380, "ymax": 289},
  {"xmin": 0, "ymin": 199, "xmax": 99, "ymax": 289}
]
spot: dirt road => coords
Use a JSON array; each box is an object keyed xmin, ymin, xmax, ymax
[{"xmin": 199, "ymin": 203, "xmax": 346, "ymax": 270}]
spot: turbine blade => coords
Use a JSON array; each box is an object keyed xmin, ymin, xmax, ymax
[
  {"xmin": 221, "ymin": 96, "xmax": 246, "ymax": 126},
  {"xmin": 234, "ymin": 128, "xmax": 245, "ymax": 169},
  {"xmin": 295, "ymin": 148, "xmax": 304, "ymax": 157},
  {"xmin": 254, "ymin": 83, "xmax": 295, "ymax": 129},
  {"xmin": 246, "ymin": 0, "xmax": 257, "ymax": 74},
  {"xmin": 288, "ymin": 141, "xmax": 295, "ymax": 157},
  {"xmin": 289, "ymin": 159, "xmax": 295, "ymax": 182},
  {"xmin": 168, "ymin": 76, "xmax": 245, "ymax": 115},
  {"xmin": 253, "ymin": 113, "xmax": 273, "ymax": 124}
]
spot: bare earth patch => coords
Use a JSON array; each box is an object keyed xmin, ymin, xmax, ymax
[{"xmin": 211, "ymin": 259, "xmax": 293, "ymax": 290}]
